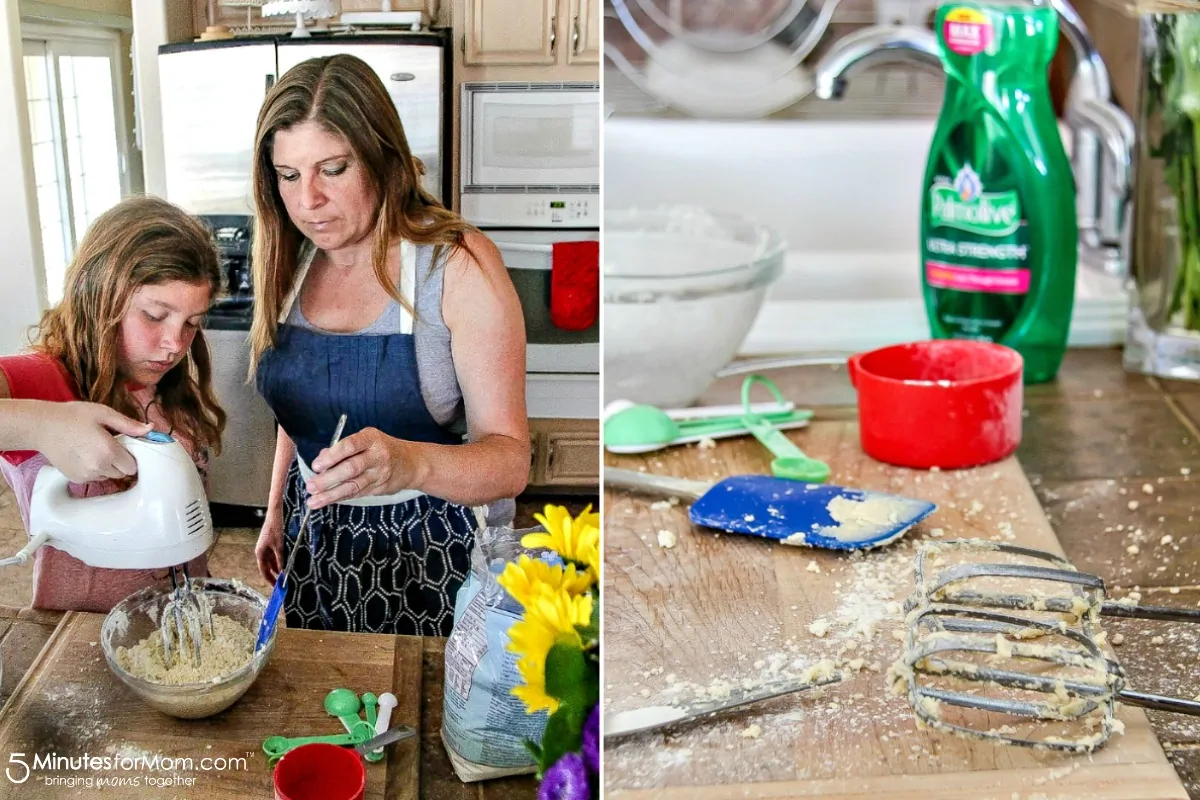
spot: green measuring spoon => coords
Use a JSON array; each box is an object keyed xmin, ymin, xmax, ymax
[
  {"xmin": 741, "ymin": 375, "xmax": 831, "ymax": 483},
  {"xmin": 263, "ymin": 719, "xmax": 376, "ymax": 766},
  {"xmin": 362, "ymin": 692, "xmax": 378, "ymax": 728},
  {"xmin": 605, "ymin": 404, "xmax": 813, "ymax": 454},
  {"xmin": 326, "ymin": 688, "xmax": 366, "ymax": 735},
  {"xmin": 360, "ymin": 693, "xmax": 384, "ymax": 763},
  {"xmin": 263, "ymin": 730, "xmax": 363, "ymax": 761}
]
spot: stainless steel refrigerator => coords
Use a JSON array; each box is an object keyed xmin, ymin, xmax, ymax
[
  {"xmin": 157, "ymin": 34, "xmax": 449, "ymax": 515},
  {"xmin": 158, "ymin": 33, "xmax": 449, "ymax": 215}
]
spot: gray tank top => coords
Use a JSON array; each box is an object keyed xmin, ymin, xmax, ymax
[
  {"xmin": 286, "ymin": 242, "xmax": 466, "ymax": 435},
  {"xmin": 286, "ymin": 241, "xmax": 516, "ymax": 528}
]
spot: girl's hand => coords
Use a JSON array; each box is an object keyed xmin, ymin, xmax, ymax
[
  {"xmin": 34, "ymin": 402, "xmax": 153, "ymax": 483},
  {"xmin": 255, "ymin": 511, "xmax": 286, "ymax": 585},
  {"xmin": 306, "ymin": 428, "xmax": 419, "ymax": 510}
]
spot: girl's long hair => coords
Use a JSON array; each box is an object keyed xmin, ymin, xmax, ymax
[
  {"xmin": 32, "ymin": 195, "xmax": 227, "ymax": 456},
  {"xmin": 249, "ymin": 53, "xmax": 481, "ymax": 373}
]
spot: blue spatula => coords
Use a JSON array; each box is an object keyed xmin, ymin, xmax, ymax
[
  {"xmin": 605, "ymin": 467, "xmax": 936, "ymax": 550},
  {"xmin": 254, "ymin": 414, "xmax": 347, "ymax": 653}
]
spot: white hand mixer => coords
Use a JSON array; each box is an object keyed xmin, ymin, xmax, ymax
[{"xmin": 4, "ymin": 431, "xmax": 215, "ymax": 666}]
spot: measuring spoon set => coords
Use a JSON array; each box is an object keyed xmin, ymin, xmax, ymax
[{"xmin": 263, "ymin": 688, "xmax": 413, "ymax": 766}]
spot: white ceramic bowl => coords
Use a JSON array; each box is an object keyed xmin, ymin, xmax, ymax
[{"xmin": 604, "ymin": 206, "xmax": 785, "ymax": 407}]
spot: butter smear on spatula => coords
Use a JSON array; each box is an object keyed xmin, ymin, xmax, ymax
[{"xmin": 785, "ymin": 494, "xmax": 918, "ymax": 545}]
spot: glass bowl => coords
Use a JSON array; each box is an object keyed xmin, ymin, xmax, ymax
[
  {"xmin": 100, "ymin": 578, "xmax": 276, "ymax": 720},
  {"xmin": 604, "ymin": 206, "xmax": 786, "ymax": 407}
]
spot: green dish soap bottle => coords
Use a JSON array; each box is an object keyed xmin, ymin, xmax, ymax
[{"xmin": 920, "ymin": 2, "xmax": 1077, "ymax": 384}]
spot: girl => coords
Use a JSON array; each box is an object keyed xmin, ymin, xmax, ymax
[{"xmin": 0, "ymin": 195, "xmax": 227, "ymax": 612}]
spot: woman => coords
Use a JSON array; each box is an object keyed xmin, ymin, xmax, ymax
[{"xmin": 249, "ymin": 54, "xmax": 529, "ymax": 637}]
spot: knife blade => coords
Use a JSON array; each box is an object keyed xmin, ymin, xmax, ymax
[
  {"xmin": 353, "ymin": 724, "xmax": 417, "ymax": 756},
  {"xmin": 604, "ymin": 672, "xmax": 843, "ymax": 739}
]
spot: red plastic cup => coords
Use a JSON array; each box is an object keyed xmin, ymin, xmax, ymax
[
  {"xmin": 273, "ymin": 743, "xmax": 366, "ymax": 800},
  {"xmin": 846, "ymin": 340, "xmax": 1024, "ymax": 470}
]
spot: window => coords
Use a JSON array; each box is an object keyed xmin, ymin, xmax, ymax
[{"xmin": 22, "ymin": 24, "xmax": 130, "ymax": 305}]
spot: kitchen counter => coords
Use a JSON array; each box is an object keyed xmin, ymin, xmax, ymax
[
  {"xmin": 0, "ymin": 606, "xmax": 536, "ymax": 799},
  {"xmin": 608, "ymin": 346, "xmax": 1200, "ymax": 798}
]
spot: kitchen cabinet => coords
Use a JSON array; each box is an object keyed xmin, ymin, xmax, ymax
[
  {"xmin": 566, "ymin": 0, "xmax": 599, "ymax": 65},
  {"xmin": 463, "ymin": 0, "xmax": 556, "ymax": 65},
  {"xmin": 527, "ymin": 418, "xmax": 598, "ymax": 489},
  {"xmin": 458, "ymin": 0, "xmax": 599, "ymax": 69}
]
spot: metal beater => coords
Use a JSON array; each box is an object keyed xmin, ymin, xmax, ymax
[
  {"xmin": 895, "ymin": 538, "xmax": 1200, "ymax": 752},
  {"xmin": 161, "ymin": 564, "xmax": 213, "ymax": 668}
]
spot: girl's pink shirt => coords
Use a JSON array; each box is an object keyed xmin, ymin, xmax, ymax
[{"xmin": 0, "ymin": 353, "xmax": 210, "ymax": 613}]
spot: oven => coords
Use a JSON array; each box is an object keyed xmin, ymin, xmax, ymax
[{"xmin": 491, "ymin": 228, "xmax": 599, "ymax": 375}]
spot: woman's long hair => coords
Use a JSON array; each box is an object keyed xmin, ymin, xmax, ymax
[
  {"xmin": 32, "ymin": 195, "xmax": 227, "ymax": 456},
  {"xmin": 249, "ymin": 53, "xmax": 480, "ymax": 373}
]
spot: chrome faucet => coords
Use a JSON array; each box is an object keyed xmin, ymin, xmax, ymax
[{"xmin": 812, "ymin": 1, "xmax": 1135, "ymax": 277}]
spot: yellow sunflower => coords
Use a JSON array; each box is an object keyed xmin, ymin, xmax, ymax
[
  {"xmin": 497, "ymin": 554, "xmax": 594, "ymax": 609},
  {"xmin": 506, "ymin": 588, "xmax": 594, "ymax": 714},
  {"xmin": 578, "ymin": 538, "xmax": 600, "ymax": 583},
  {"xmin": 524, "ymin": 504, "xmax": 601, "ymax": 566}
]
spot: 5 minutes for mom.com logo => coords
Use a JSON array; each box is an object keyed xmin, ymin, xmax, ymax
[{"xmin": 930, "ymin": 164, "xmax": 1021, "ymax": 237}]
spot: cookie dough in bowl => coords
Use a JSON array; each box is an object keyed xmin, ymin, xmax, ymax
[{"xmin": 101, "ymin": 578, "xmax": 277, "ymax": 719}]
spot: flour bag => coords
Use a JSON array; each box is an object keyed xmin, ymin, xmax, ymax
[{"xmin": 441, "ymin": 521, "xmax": 551, "ymax": 782}]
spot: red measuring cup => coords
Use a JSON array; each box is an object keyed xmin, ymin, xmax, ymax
[
  {"xmin": 847, "ymin": 340, "xmax": 1024, "ymax": 470},
  {"xmin": 273, "ymin": 743, "xmax": 366, "ymax": 800}
]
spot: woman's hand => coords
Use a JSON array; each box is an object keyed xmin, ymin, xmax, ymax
[
  {"xmin": 255, "ymin": 510, "xmax": 286, "ymax": 585},
  {"xmin": 305, "ymin": 427, "xmax": 420, "ymax": 510},
  {"xmin": 33, "ymin": 401, "xmax": 153, "ymax": 483}
]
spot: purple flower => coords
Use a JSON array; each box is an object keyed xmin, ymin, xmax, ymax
[
  {"xmin": 539, "ymin": 752, "xmax": 589, "ymax": 800},
  {"xmin": 582, "ymin": 704, "xmax": 599, "ymax": 773}
]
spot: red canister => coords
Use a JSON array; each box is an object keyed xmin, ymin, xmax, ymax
[
  {"xmin": 846, "ymin": 340, "xmax": 1024, "ymax": 470},
  {"xmin": 273, "ymin": 743, "xmax": 366, "ymax": 800}
]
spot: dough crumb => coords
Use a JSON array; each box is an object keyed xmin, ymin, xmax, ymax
[
  {"xmin": 808, "ymin": 619, "xmax": 831, "ymax": 638},
  {"xmin": 741, "ymin": 724, "xmax": 762, "ymax": 739},
  {"xmin": 806, "ymin": 560, "xmax": 821, "ymax": 574},
  {"xmin": 657, "ymin": 529, "xmax": 677, "ymax": 548},
  {"xmin": 1151, "ymin": 636, "xmax": 1165, "ymax": 645}
]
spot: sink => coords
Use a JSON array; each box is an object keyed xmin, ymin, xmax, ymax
[{"xmin": 603, "ymin": 115, "xmax": 1127, "ymax": 355}]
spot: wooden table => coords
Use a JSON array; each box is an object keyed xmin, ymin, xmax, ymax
[
  {"xmin": 0, "ymin": 610, "xmax": 537, "ymax": 799},
  {"xmin": 604, "ymin": 409, "xmax": 1192, "ymax": 798}
]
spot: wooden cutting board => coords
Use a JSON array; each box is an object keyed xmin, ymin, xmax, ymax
[
  {"xmin": 603, "ymin": 419, "xmax": 1190, "ymax": 799},
  {"xmin": 0, "ymin": 614, "xmax": 422, "ymax": 798}
]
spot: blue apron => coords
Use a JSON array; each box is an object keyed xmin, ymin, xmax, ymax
[{"xmin": 256, "ymin": 321, "xmax": 478, "ymax": 637}]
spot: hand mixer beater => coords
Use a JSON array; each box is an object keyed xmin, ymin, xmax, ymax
[
  {"xmin": 894, "ymin": 538, "xmax": 1200, "ymax": 752},
  {"xmin": 3, "ymin": 431, "xmax": 216, "ymax": 667}
]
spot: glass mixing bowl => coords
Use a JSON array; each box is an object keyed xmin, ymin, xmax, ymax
[
  {"xmin": 604, "ymin": 206, "xmax": 786, "ymax": 407},
  {"xmin": 101, "ymin": 578, "xmax": 276, "ymax": 720}
]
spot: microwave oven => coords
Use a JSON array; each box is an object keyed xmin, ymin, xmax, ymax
[{"xmin": 460, "ymin": 81, "xmax": 600, "ymax": 229}]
